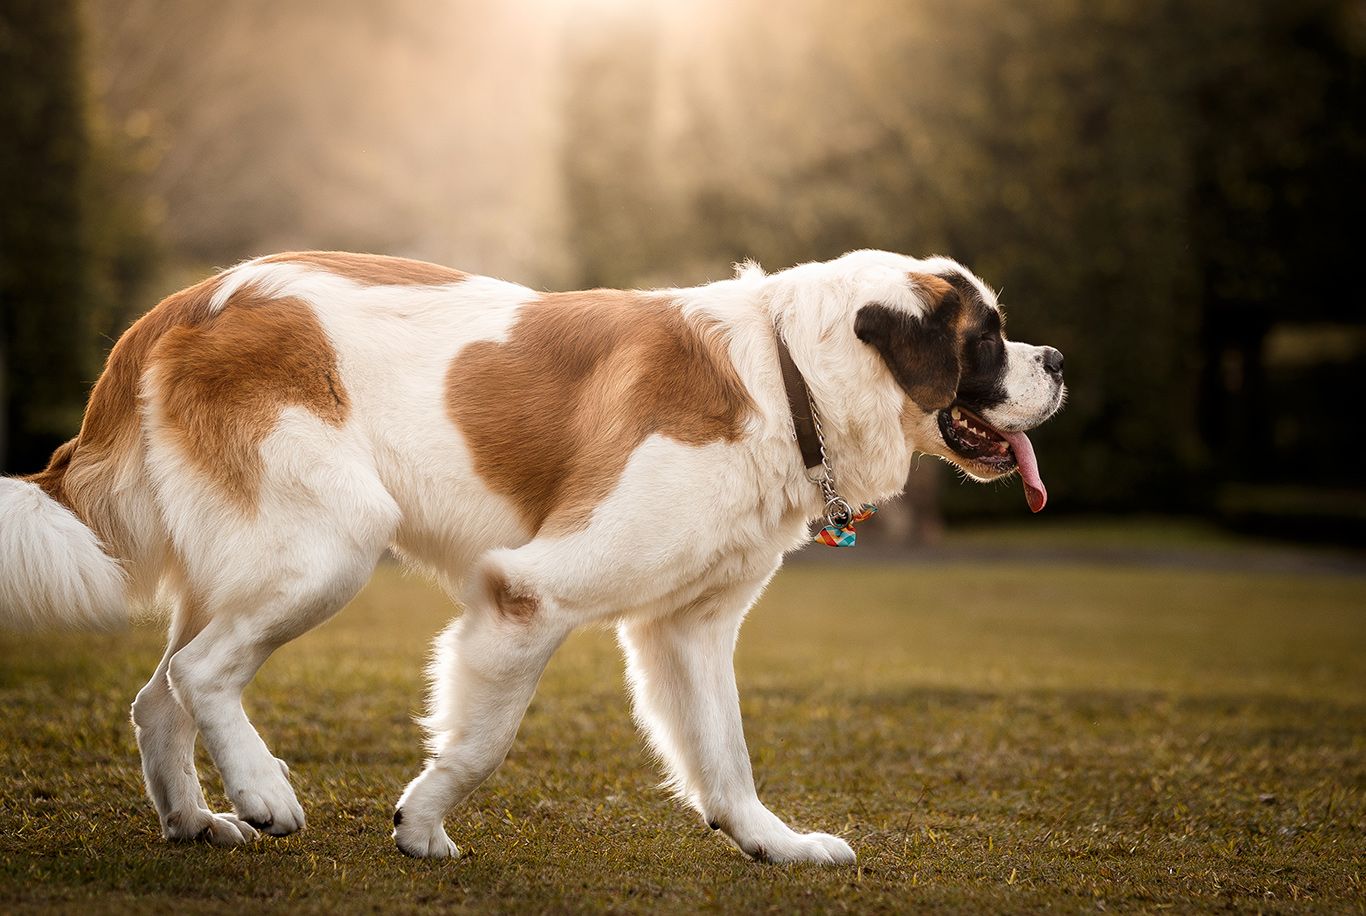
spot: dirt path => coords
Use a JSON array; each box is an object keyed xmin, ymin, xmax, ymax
[{"xmin": 791, "ymin": 537, "xmax": 1366, "ymax": 578}]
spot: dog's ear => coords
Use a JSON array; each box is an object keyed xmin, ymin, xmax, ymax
[{"xmin": 854, "ymin": 274, "xmax": 961, "ymax": 411}]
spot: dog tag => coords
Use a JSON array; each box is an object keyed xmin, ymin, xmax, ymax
[{"xmin": 814, "ymin": 504, "xmax": 876, "ymax": 548}]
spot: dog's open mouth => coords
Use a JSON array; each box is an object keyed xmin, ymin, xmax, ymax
[
  {"xmin": 938, "ymin": 405, "xmax": 1014, "ymax": 469},
  {"xmin": 937, "ymin": 405, "xmax": 1048, "ymax": 513}
]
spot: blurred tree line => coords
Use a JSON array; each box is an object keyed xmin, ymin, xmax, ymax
[
  {"xmin": 0, "ymin": 0, "xmax": 157, "ymax": 473},
  {"xmin": 2, "ymin": 0, "xmax": 1362, "ymax": 536},
  {"xmin": 564, "ymin": 0, "xmax": 1366, "ymax": 528}
]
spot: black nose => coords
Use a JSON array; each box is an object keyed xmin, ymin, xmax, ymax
[{"xmin": 1041, "ymin": 347, "xmax": 1064, "ymax": 377}]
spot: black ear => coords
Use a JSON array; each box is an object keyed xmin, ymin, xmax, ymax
[{"xmin": 854, "ymin": 288, "xmax": 961, "ymax": 411}]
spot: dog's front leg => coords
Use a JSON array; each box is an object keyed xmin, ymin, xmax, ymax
[
  {"xmin": 393, "ymin": 561, "xmax": 570, "ymax": 859},
  {"xmin": 618, "ymin": 579, "xmax": 856, "ymax": 865}
]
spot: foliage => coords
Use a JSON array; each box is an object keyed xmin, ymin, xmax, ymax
[
  {"xmin": 0, "ymin": 0, "xmax": 94, "ymax": 473},
  {"xmin": 562, "ymin": 0, "xmax": 1365, "ymax": 515},
  {"xmin": 3, "ymin": 0, "xmax": 1362, "ymax": 507},
  {"xmin": 0, "ymin": 1, "xmax": 159, "ymax": 475},
  {"xmin": 81, "ymin": 0, "xmax": 567, "ymax": 283}
]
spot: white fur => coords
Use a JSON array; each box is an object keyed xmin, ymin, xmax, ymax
[
  {"xmin": 207, "ymin": 259, "xmax": 308, "ymax": 311},
  {"xmin": 982, "ymin": 340, "xmax": 1068, "ymax": 432},
  {"xmin": 1, "ymin": 249, "xmax": 1060, "ymax": 864},
  {"xmin": 0, "ymin": 478, "xmax": 127, "ymax": 629}
]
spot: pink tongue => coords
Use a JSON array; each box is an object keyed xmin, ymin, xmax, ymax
[{"xmin": 1001, "ymin": 430, "xmax": 1047, "ymax": 513}]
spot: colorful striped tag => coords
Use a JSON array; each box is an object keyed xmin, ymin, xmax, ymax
[{"xmin": 814, "ymin": 504, "xmax": 877, "ymax": 548}]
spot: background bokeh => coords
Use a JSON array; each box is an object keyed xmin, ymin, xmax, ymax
[
  {"xmin": 3, "ymin": 0, "xmax": 1364, "ymax": 543},
  {"xmin": 3, "ymin": 7, "xmax": 1365, "ymax": 911}
]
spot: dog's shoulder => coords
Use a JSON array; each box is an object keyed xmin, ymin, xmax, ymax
[{"xmin": 445, "ymin": 286, "xmax": 755, "ymax": 534}]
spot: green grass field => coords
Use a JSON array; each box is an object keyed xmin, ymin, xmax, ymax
[{"xmin": 2, "ymin": 543, "xmax": 1363, "ymax": 913}]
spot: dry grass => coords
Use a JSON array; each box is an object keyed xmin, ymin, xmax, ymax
[{"xmin": 1, "ymin": 546, "xmax": 1363, "ymax": 913}]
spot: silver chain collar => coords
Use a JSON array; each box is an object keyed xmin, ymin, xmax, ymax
[{"xmin": 805, "ymin": 392, "xmax": 855, "ymax": 529}]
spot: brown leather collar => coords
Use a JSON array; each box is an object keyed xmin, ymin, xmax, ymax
[{"xmin": 774, "ymin": 332, "xmax": 824, "ymax": 472}]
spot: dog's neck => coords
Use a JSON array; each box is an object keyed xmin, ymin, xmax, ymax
[
  {"xmin": 759, "ymin": 285, "xmax": 916, "ymax": 510},
  {"xmin": 674, "ymin": 268, "xmax": 919, "ymax": 512}
]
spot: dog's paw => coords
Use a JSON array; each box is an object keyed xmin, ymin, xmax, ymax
[
  {"xmin": 393, "ymin": 808, "xmax": 460, "ymax": 859},
  {"xmin": 744, "ymin": 830, "xmax": 856, "ymax": 865},
  {"xmin": 719, "ymin": 804, "xmax": 857, "ymax": 866},
  {"xmin": 777, "ymin": 831, "xmax": 856, "ymax": 865},
  {"xmin": 226, "ymin": 763, "xmax": 305, "ymax": 836},
  {"xmin": 164, "ymin": 809, "xmax": 260, "ymax": 846}
]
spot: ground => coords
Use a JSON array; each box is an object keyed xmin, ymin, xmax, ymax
[{"xmin": 1, "ymin": 521, "xmax": 1363, "ymax": 913}]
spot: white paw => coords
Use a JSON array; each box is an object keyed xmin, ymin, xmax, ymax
[
  {"xmin": 767, "ymin": 831, "xmax": 857, "ymax": 865},
  {"xmin": 718, "ymin": 804, "xmax": 857, "ymax": 866},
  {"xmin": 738, "ymin": 828, "xmax": 856, "ymax": 865},
  {"xmin": 164, "ymin": 809, "xmax": 260, "ymax": 846},
  {"xmin": 392, "ymin": 809, "xmax": 460, "ymax": 859},
  {"xmin": 226, "ymin": 761, "xmax": 305, "ymax": 836}
]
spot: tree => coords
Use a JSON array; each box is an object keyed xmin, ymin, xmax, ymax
[
  {"xmin": 0, "ymin": 0, "xmax": 95, "ymax": 473},
  {"xmin": 561, "ymin": 0, "xmax": 1363, "ymax": 518}
]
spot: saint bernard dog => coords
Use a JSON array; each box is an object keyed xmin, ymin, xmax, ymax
[{"xmin": 0, "ymin": 249, "xmax": 1064, "ymax": 864}]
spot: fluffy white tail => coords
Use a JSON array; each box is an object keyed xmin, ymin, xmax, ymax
[{"xmin": 0, "ymin": 477, "xmax": 127, "ymax": 629}]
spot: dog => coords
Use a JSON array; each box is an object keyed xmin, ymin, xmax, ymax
[{"xmin": 0, "ymin": 249, "xmax": 1064, "ymax": 863}]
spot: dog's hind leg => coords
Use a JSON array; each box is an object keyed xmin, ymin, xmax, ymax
[
  {"xmin": 618, "ymin": 575, "xmax": 857, "ymax": 865},
  {"xmin": 392, "ymin": 554, "xmax": 571, "ymax": 858},
  {"xmin": 165, "ymin": 533, "xmax": 386, "ymax": 838},
  {"xmin": 144, "ymin": 399, "xmax": 399, "ymax": 840},
  {"xmin": 157, "ymin": 448, "xmax": 397, "ymax": 839},
  {"xmin": 132, "ymin": 591, "xmax": 259, "ymax": 845}
]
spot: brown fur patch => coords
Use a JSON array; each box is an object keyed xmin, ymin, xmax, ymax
[
  {"xmin": 75, "ymin": 275, "xmax": 223, "ymax": 461},
  {"xmin": 27, "ymin": 438, "xmax": 76, "ymax": 505},
  {"xmin": 486, "ymin": 570, "xmax": 539, "ymax": 621},
  {"xmin": 263, "ymin": 251, "xmax": 468, "ymax": 287},
  {"xmin": 25, "ymin": 274, "xmax": 224, "ymax": 552},
  {"xmin": 909, "ymin": 270, "xmax": 974, "ymax": 351},
  {"xmin": 908, "ymin": 272, "xmax": 954, "ymax": 304},
  {"xmin": 857, "ymin": 270, "xmax": 1010, "ymax": 414},
  {"xmin": 855, "ymin": 295, "xmax": 963, "ymax": 411},
  {"xmin": 446, "ymin": 291, "xmax": 752, "ymax": 534},
  {"xmin": 149, "ymin": 293, "xmax": 350, "ymax": 508}
]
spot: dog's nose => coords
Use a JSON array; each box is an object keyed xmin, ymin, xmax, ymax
[{"xmin": 1041, "ymin": 347, "xmax": 1064, "ymax": 378}]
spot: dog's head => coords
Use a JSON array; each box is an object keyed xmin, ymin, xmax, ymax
[
  {"xmin": 853, "ymin": 263, "xmax": 1065, "ymax": 510},
  {"xmin": 812, "ymin": 253, "xmax": 1064, "ymax": 510}
]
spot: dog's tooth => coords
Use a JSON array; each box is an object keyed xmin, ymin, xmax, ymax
[{"xmin": 951, "ymin": 407, "xmax": 961, "ymax": 420}]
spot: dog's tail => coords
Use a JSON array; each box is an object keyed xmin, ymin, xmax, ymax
[{"xmin": 0, "ymin": 440, "xmax": 128, "ymax": 630}]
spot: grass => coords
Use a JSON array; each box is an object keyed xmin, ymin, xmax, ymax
[
  {"xmin": 940, "ymin": 514, "xmax": 1363, "ymax": 556},
  {"xmin": 1, "ymin": 550, "xmax": 1363, "ymax": 913}
]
